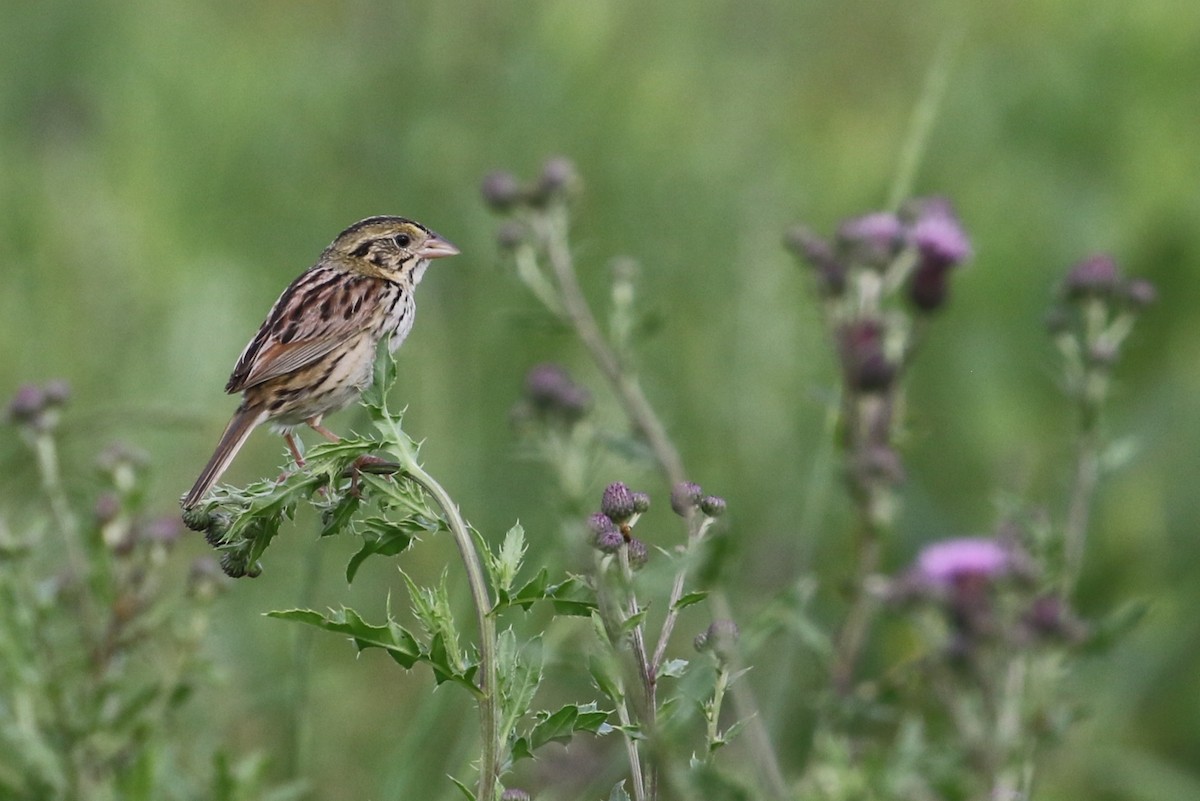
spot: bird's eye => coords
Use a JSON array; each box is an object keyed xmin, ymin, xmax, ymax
[{"xmin": 394, "ymin": 233, "xmax": 412, "ymax": 248}]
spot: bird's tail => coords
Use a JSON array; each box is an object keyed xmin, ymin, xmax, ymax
[{"xmin": 182, "ymin": 407, "xmax": 264, "ymax": 509}]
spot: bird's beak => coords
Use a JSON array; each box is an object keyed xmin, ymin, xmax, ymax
[{"xmin": 418, "ymin": 234, "xmax": 460, "ymax": 260}]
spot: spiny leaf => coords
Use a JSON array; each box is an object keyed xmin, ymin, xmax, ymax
[
  {"xmin": 344, "ymin": 516, "xmax": 428, "ymax": 583},
  {"xmin": 511, "ymin": 703, "xmax": 611, "ymax": 762},
  {"xmin": 266, "ymin": 607, "xmax": 421, "ymax": 668},
  {"xmin": 493, "ymin": 522, "xmax": 526, "ymax": 595}
]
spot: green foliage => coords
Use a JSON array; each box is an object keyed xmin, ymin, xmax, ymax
[
  {"xmin": 2, "ymin": 3, "xmax": 1193, "ymax": 797},
  {"xmin": 0, "ymin": 391, "xmax": 293, "ymax": 800}
]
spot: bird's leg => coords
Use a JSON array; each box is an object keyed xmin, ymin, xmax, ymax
[
  {"xmin": 306, "ymin": 417, "xmax": 340, "ymax": 443},
  {"xmin": 283, "ymin": 432, "xmax": 306, "ymax": 468}
]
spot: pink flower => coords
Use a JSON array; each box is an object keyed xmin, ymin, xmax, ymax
[{"xmin": 915, "ymin": 537, "xmax": 1010, "ymax": 587}]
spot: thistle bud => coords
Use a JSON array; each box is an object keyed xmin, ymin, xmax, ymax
[
  {"xmin": 501, "ymin": 790, "xmax": 532, "ymax": 801},
  {"xmin": 698, "ymin": 495, "xmax": 726, "ymax": 518},
  {"xmin": 670, "ymin": 482, "xmax": 703, "ymax": 516},
  {"xmin": 535, "ymin": 156, "xmax": 580, "ymax": 201},
  {"xmin": 1124, "ymin": 278, "xmax": 1157, "ymax": 309},
  {"xmin": 626, "ymin": 537, "xmax": 648, "ymax": 569},
  {"xmin": 43, "ymin": 379, "xmax": 71, "ymax": 407},
  {"xmin": 631, "ymin": 492, "xmax": 651, "ymax": 515},
  {"xmin": 523, "ymin": 363, "xmax": 591, "ymax": 424},
  {"xmin": 694, "ymin": 620, "xmax": 740, "ymax": 663},
  {"xmin": 481, "ymin": 170, "xmax": 522, "ymax": 212},
  {"xmin": 601, "ymin": 482, "xmax": 637, "ymax": 524},
  {"xmin": 6, "ymin": 384, "xmax": 46, "ymax": 425}
]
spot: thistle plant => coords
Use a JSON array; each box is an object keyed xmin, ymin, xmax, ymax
[
  {"xmin": 0, "ymin": 383, "xmax": 287, "ymax": 800},
  {"xmin": 182, "ymin": 345, "xmax": 619, "ymax": 801},
  {"xmin": 484, "ymin": 159, "xmax": 786, "ymax": 800},
  {"xmin": 786, "ymin": 204, "xmax": 1155, "ymax": 799},
  {"xmin": 787, "ymin": 197, "xmax": 973, "ymax": 693}
]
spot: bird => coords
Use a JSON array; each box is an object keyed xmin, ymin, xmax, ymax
[{"xmin": 182, "ymin": 216, "xmax": 458, "ymax": 509}]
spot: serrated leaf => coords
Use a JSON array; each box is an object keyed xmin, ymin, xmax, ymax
[
  {"xmin": 344, "ymin": 516, "xmax": 425, "ymax": 583},
  {"xmin": 267, "ymin": 607, "xmax": 421, "ymax": 668},
  {"xmin": 673, "ymin": 591, "xmax": 708, "ymax": 611},
  {"xmin": 512, "ymin": 703, "xmax": 612, "ymax": 762},
  {"xmin": 715, "ymin": 718, "xmax": 749, "ymax": 750},
  {"xmin": 494, "ymin": 522, "xmax": 526, "ymax": 594}
]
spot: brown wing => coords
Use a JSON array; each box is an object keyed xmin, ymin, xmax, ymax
[{"xmin": 225, "ymin": 267, "xmax": 381, "ymax": 393}]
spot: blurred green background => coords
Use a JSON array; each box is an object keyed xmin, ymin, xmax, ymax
[{"xmin": 2, "ymin": 0, "xmax": 1198, "ymax": 798}]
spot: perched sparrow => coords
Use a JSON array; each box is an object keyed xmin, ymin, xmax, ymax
[{"xmin": 182, "ymin": 216, "xmax": 458, "ymax": 509}]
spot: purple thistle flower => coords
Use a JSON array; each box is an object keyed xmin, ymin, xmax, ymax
[
  {"xmin": 1063, "ymin": 254, "xmax": 1122, "ymax": 300},
  {"xmin": 910, "ymin": 199, "xmax": 972, "ymax": 270},
  {"xmin": 915, "ymin": 537, "xmax": 1011, "ymax": 588}
]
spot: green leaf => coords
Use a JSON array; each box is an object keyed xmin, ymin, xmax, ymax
[
  {"xmin": 493, "ymin": 522, "xmax": 526, "ymax": 595},
  {"xmin": 511, "ymin": 703, "xmax": 611, "ymax": 762},
  {"xmin": 266, "ymin": 607, "xmax": 421, "ymax": 669},
  {"xmin": 619, "ymin": 606, "xmax": 648, "ymax": 635},
  {"xmin": 607, "ymin": 782, "xmax": 632, "ymax": 801},
  {"xmin": 344, "ymin": 516, "xmax": 427, "ymax": 583},
  {"xmin": 448, "ymin": 775, "xmax": 476, "ymax": 801},
  {"xmin": 588, "ymin": 652, "xmax": 623, "ymax": 705},
  {"xmin": 363, "ymin": 338, "xmax": 398, "ymax": 413},
  {"xmin": 658, "ymin": 658, "xmax": 688, "ymax": 679},
  {"xmin": 318, "ymin": 493, "xmax": 362, "ymax": 538},
  {"xmin": 673, "ymin": 591, "xmax": 708, "ymax": 611}
]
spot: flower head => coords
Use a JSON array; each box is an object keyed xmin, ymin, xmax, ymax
[
  {"xmin": 601, "ymin": 482, "xmax": 637, "ymax": 524},
  {"xmin": 914, "ymin": 537, "xmax": 1011, "ymax": 589},
  {"xmin": 1062, "ymin": 254, "xmax": 1122, "ymax": 300}
]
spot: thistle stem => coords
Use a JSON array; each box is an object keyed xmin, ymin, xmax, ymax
[{"xmin": 402, "ymin": 460, "xmax": 500, "ymax": 801}]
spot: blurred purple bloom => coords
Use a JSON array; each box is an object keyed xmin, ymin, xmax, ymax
[
  {"xmin": 670, "ymin": 482, "xmax": 703, "ymax": 516},
  {"xmin": 911, "ymin": 212, "xmax": 972, "ymax": 270},
  {"xmin": 838, "ymin": 212, "xmax": 904, "ymax": 267},
  {"xmin": 915, "ymin": 537, "xmax": 1010, "ymax": 587},
  {"xmin": 1063, "ymin": 254, "xmax": 1122, "ymax": 299}
]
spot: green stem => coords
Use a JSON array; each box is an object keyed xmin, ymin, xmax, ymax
[
  {"xmin": 1063, "ymin": 407, "xmax": 1100, "ymax": 594},
  {"xmin": 402, "ymin": 459, "xmax": 500, "ymax": 801},
  {"xmin": 706, "ymin": 665, "xmax": 730, "ymax": 761}
]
